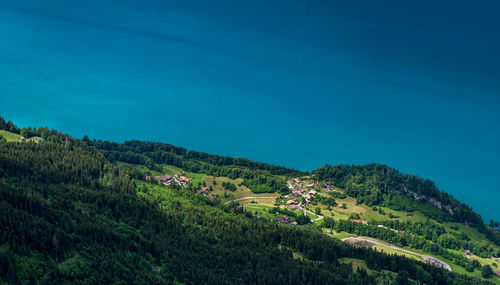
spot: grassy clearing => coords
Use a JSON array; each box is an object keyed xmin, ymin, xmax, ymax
[
  {"xmin": 338, "ymin": 258, "xmax": 373, "ymax": 274},
  {"xmin": 327, "ymin": 231, "xmax": 357, "ymax": 240},
  {"xmin": 243, "ymin": 204, "xmax": 276, "ymax": 220},
  {"xmin": 371, "ymin": 245, "xmax": 421, "ymax": 261},
  {"xmin": 160, "ymin": 164, "xmax": 183, "ymax": 176},
  {"xmin": 206, "ymin": 175, "xmax": 279, "ymax": 202},
  {"xmin": 0, "ymin": 130, "xmax": 21, "ymax": 141}
]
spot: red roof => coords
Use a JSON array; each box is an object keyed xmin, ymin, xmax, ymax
[{"xmin": 350, "ymin": 219, "xmax": 363, "ymax": 223}]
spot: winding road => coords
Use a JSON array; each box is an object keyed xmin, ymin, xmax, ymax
[{"xmin": 341, "ymin": 237, "xmax": 452, "ymax": 271}]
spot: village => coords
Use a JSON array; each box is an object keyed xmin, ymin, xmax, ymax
[{"xmin": 153, "ymin": 173, "xmax": 498, "ymax": 270}]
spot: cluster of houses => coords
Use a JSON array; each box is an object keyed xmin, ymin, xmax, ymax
[
  {"xmin": 285, "ymin": 178, "xmax": 319, "ymax": 210},
  {"xmin": 156, "ymin": 174, "xmax": 191, "ymax": 187}
]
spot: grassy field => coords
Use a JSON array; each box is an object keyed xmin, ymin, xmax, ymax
[
  {"xmin": 0, "ymin": 130, "xmax": 21, "ymax": 141},
  {"xmin": 206, "ymin": 175, "xmax": 280, "ymax": 202},
  {"xmin": 242, "ymin": 204, "xmax": 276, "ymax": 220},
  {"xmin": 0, "ymin": 130, "xmax": 43, "ymax": 143},
  {"xmin": 338, "ymin": 258, "xmax": 372, "ymax": 273},
  {"xmin": 160, "ymin": 164, "xmax": 183, "ymax": 175},
  {"xmin": 371, "ymin": 245, "xmax": 422, "ymax": 262}
]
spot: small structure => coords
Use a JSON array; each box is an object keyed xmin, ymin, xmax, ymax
[
  {"xmin": 18, "ymin": 136, "xmax": 25, "ymax": 142},
  {"xmin": 207, "ymin": 195, "xmax": 217, "ymax": 202},
  {"xmin": 151, "ymin": 265, "xmax": 161, "ymax": 272},
  {"xmin": 309, "ymin": 190, "xmax": 317, "ymax": 195},
  {"xmin": 464, "ymin": 222, "xmax": 469, "ymax": 227},
  {"xmin": 325, "ymin": 181, "xmax": 333, "ymax": 186},
  {"xmin": 350, "ymin": 219, "xmax": 363, "ymax": 223},
  {"xmin": 407, "ymin": 213, "xmax": 413, "ymax": 217},
  {"xmin": 377, "ymin": 225, "xmax": 388, "ymax": 230},
  {"xmin": 290, "ymin": 221, "xmax": 298, "ymax": 226},
  {"xmin": 156, "ymin": 174, "xmax": 173, "ymax": 185},
  {"xmin": 197, "ymin": 187, "xmax": 209, "ymax": 195},
  {"xmin": 294, "ymin": 178, "xmax": 301, "ymax": 183},
  {"xmin": 464, "ymin": 250, "xmax": 471, "ymax": 258},
  {"xmin": 275, "ymin": 215, "xmax": 290, "ymax": 224},
  {"xmin": 180, "ymin": 176, "xmax": 190, "ymax": 183}
]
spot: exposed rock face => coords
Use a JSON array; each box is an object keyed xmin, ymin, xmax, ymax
[{"xmin": 391, "ymin": 187, "xmax": 454, "ymax": 215}]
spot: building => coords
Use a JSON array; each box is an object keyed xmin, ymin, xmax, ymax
[
  {"xmin": 309, "ymin": 190, "xmax": 317, "ymax": 195},
  {"xmin": 290, "ymin": 221, "xmax": 298, "ymax": 226},
  {"xmin": 303, "ymin": 194, "xmax": 311, "ymax": 201},
  {"xmin": 294, "ymin": 178, "xmax": 301, "ymax": 183},
  {"xmin": 197, "ymin": 187, "xmax": 209, "ymax": 195},
  {"xmin": 18, "ymin": 136, "xmax": 25, "ymax": 142},
  {"xmin": 464, "ymin": 250, "xmax": 471, "ymax": 258},
  {"xmin": 290, "ymin": 205, "xmax": 301, "ymax": 211},
  {"xmin": 291, "ymin": 192, "xmax": 299, "ymax": 197},
  {"xmin": 286, "ymin": 200, "xmax": 297, "ymax": 205},
  {"xmin": 180, "ymin": 176, "xmax": 190, "ymax": 183},
  {"xmin": 350, "ymin": 219, "xmax": 363, "ymax": 223},
  {"xmin": 325, "ymin": 181, "xmax": 333, "ymax": 186},
  {"xmin": 275, "ymin": 215, "xmax": 290, "ymax": 224},
  {"xmin": 207, "ymin": 195, "xmax": 217, "ymax": 202},
  {"xmin": 407, "ymin": 213, "xmax": 413, "ymax": 217},
  {"xmin": 156, "ymin": 174, "xmax": 173, "ymax": 184}
]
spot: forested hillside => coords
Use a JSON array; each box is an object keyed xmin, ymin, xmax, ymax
[{"xmin": 0, "ymin": 117, "xmax": 497, "ymax": 284}]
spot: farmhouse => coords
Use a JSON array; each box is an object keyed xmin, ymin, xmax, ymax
[
  {"xmin": 275, "ymin": 215, "xmax": 290, "ymax": 224},
  {"xmin": 197, "ymin": 187, "xmax": 209, "ymax": 195},
  {"xmin": 156, "ymin": 174, "xmax": 173, "ymax": 184},
  {"xmin": 463, "ymin": 249, "xmax": 471, "ymax": 258},
  {"xmin": 180, "ymin": 176, "xmax": 190, "ymax": 183}
]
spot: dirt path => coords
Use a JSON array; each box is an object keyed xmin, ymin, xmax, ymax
[
  {"xmin": 341, "ymin": 237, "xmax": 452, "ymax": 271},
  {"xmin": 304, "ymin": 209, "xmax": 323, "ymax": 222},
  {"xmin": 223, "ymin": 196, "xmax": 277, "ymax": 205}
]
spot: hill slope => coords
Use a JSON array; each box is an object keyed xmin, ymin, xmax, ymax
[{"xmin": 0, "ymin": 117, "xmax": 498, "ymax": 284}]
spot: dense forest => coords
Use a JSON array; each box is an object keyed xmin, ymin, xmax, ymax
[{"xmin": 0, "ymin": 117, "xmax": 496, "ymax": 284}]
